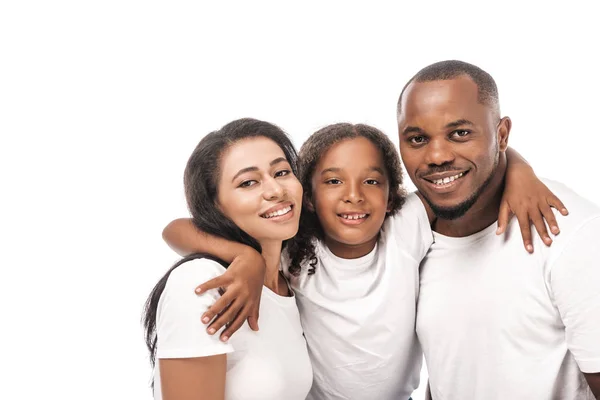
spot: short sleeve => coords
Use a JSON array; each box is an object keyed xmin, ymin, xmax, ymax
[
  {"xmin": 550, "ymin": 217, "xmax": 600, "ymax": 373},
  {"xmin": 386, "ymin": 192, "xmax": 434, "ymax": 262},
  {"xmin": 156, "ymin": 258, "xmax": 234, "ymax": 359}
]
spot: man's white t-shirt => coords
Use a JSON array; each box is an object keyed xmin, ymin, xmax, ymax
[
  {"xmin": 153, "ymin": 258, "xmax": 313, "ymax": 400},
  {"xmin": 284, "ymin": 192, "xmax": 433, "ymax": 399},
  {"xmin": 417, "ymin": 180, "xmax": 600, "ymax": 399}
]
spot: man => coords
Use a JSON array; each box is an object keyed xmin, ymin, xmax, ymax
[{"xmin": 397, "ymin": 60, "xmax": 600, "ymax": 399}]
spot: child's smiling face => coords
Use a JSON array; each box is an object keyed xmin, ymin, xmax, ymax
[{"xmin": 309, "ymin": 137, "xmax": 390, "ymax": 259}]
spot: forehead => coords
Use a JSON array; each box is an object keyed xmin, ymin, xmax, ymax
[
  {"xmin": 398, "ymin": 76, "xmax": 492, "ymax": 128},
  {"xmin": 220, "ymin": 137, "xmax": 286, "ymax": 175},
  {"xmin": 317, "ymin": 137, "xmax": 384, "ymax": 169}
]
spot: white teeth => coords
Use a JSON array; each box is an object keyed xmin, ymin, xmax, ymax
[
  {"xmin": 263, "ymin": 206, "xmax": 292, "ymax": 219},
  {"xmin": 433, "ymin": 172, "xmax": 464, "ymax": 186},
  {"xmin": 340, "ymin": 214, "xmax": 367, "ymax": 220}
]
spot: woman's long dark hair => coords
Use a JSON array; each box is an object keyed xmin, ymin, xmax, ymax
[{"xmin": 143, "ymin": 118, "xmax": 299, "ymax": 370}]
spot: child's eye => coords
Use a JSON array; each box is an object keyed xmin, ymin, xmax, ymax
[
  {"xmin": 275, "ymin": 169, "xmax": 291, "ymax": 178},
  {"xmin": 365, "ymin": 179, "xmax": 379, "ymax": 185},
  {"xmin": 239, "ymin": 180, "xmax": 258, "ymax": 188},
  {"xmin": 451, "ymin": 130, "xmax": 471, "ymax": 139},
  {"xmin": 325, "ymin": 178, "xmax": 342, "ymax": 185}
]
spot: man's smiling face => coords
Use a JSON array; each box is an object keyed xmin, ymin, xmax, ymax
[{"xmin": 397, "ymin": 75, "xmax": 509, "ymax": 220}]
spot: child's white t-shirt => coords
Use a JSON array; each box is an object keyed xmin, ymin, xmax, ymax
[{"xmin": 284, "ymin": 192, "xmax": 433, "ymax": 399}]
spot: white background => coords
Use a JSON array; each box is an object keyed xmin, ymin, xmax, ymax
[{"xmin": 1, "ymin": 1, "xmax": 599, "ymax": 399}]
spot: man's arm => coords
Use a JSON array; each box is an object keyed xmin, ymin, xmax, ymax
[
  {"xmin": 163, "ymin": 218, "xmax": 265, "ymax": 339},
  {"xmin": 551, "ymin": 217, "xmax": 600, "ymax": 398}
]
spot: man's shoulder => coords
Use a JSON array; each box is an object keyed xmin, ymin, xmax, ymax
[{"xmin": 541, "ymin": 178, "xmax": 600, "ymax": 225}]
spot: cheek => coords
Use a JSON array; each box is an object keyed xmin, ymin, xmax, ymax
[
  {"xmin": 219, "ymin": 192, "xmax": 256, "ymax": 225},
  {"xmin": 288, "ymin": 179, "xmax": 303, "ymax": 202},
  {"xmin": 399, "ymin": 152, "xmax": 418, "ymax": 177},
  {"xmin": 312, "ymin": 188, "xmax": 337, "ymax": 215},
  {"xmin": 370, "ymin": 189, "xmax": 390, "ymax": 211}
]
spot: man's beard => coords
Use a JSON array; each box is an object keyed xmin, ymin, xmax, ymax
[{"xmin": 420, "ymin": 159, "xmax": 499, "ymax": 221}]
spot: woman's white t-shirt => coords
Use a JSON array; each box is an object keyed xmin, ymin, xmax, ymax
[
  {"xmin": 153, "ymin": 258, "xmax": 313, "ymax": 400},
  {"xmin": 283, "ymin": 192, "xmax": 433, "ymax": 399}
]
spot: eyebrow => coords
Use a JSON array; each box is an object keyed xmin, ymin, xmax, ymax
[
  {"xmin": 231, "ymin": 157, "xmax": 289, "ymax": 182},
  {"xmin": 445, "ymin": 119, "xmax": 474, "ymax": 129},
  {"xmin": 401, "ymin": 119, "xmax": 475, "ymax": 136},
  {"xmin": 320, "ymin": 166, "xmax": 386, "ymax": 176}
]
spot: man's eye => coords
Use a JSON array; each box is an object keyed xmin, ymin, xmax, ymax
[
  {"xmin": 239, "ymin": 180, "xmax": 258, "ymax": 188},
  {"xmin": 451, "ymin": 130, "xmax": 471, "ymax": 138},
  {"xmin": 325, "ymin": 178, "xmax": 342, "ymax": 185},
  {"xmin": 409, "ymin": 136, "xmax": 426, "ymax": 144},
  {"xmin": 275, "ymin": 169, "xmax": 290, "ymax": 178}
]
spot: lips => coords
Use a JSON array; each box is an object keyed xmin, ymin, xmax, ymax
[
  {"xmin": 260, "ymin": 202, "xmax": 294, "ymax": 219},
  {"xmin": 420, "ymin": 170, "xmax": 469, "ymax": 192},
  {"xmin": 337, "ymin": 212, "xmax": 370, "ymax": 225}
]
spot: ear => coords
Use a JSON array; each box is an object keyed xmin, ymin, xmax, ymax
[{"xmin": 497, "ymin": 116, "xmax": 511, "ymax": 152}]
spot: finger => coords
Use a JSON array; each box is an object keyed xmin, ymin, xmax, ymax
[
  {"xmin": 496, "ymin": 202, "xmax": 512, "ymax": 235},
  {"xmin": 515, "ymin": 211, "xmax": 534, "ymax": 253},
  {"xmin": 195, "ymin": 275, "xmax": 230, "ymax": 294},
  {"xmin": 530, "ymin": 209, "xmax": 552, "ymax": 247},
  {"xmin": 540, "ymin": 202, "xmax": 560, "ymax": 235},
  {"xmin": 201, "ymin": 290, "xmax": 235, "ymax": 325},
  {"xmin": 547, "ymin": 196, "xmax": 569, "ymax": 216},
  {"xmin": 220, "ymin": 305, "xmax": 251, "ymax": 341},
  {"xmin": 207, "ymin": 299, "xmax": 241, "ymax": 337},
  {"xmin": 247, "ymin": 301, "xmax": 260, "ymax": 331}
]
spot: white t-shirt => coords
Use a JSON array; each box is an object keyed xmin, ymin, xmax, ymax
[
  {"xmin": 284, "ymin": 192, "xmax": 433, "ymax": 400},
  {"xmin": 153, "ymin": 258, "xmax": 313, "ymax": 400},
  {"xmin": 417, "ymin": 180, "xmax": 600, "ymax": 399}
]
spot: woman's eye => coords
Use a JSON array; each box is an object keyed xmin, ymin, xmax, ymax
[
  {"xmin": 275, "ymin": 169, "xmax": 291, "ymax": 178},
  {"xmin": 365, "ymin": 179, "xmax": 379, "ymax": 185},
  {"xmin": 325, "ymin": 178, "xmax": 342, "ymax": 185},
  {"xmin": 409, "ymin": 136, "xmax": 426, "ymax": 145},
  {"xmin": 239, "ymin": 180, "xmax": 258, "ymax": 188}
]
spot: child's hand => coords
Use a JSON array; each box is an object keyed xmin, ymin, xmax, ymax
[
  {"xmin": 497, "ymin": 169, "xmax": 568, "ymax": 253},
  {"xmin": 195, "ymin": 248, "xmax": 266, "ymax": 341}
]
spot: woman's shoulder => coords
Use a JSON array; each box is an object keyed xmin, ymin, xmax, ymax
[{"xmin": 166, "ymin": 256, "xmax": 227, "ymax": 289}]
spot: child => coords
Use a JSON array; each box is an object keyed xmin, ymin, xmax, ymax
[{"xmin": 163, "ymin": 123, "xmax": 566, "ymax": 399}]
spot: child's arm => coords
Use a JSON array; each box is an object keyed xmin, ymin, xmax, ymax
[
  {"xmin": 497, "ymin": 147, "xmax": 569, "ymax": 253},
  {"xmin": 163, "ymin": 219, "xmax": 265, "ymax": 340}
]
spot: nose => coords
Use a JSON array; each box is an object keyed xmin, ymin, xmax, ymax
[
  {"xmin": 342, "ymin": 181, "xmax": 364, "ymax": 204},
  {"xmin": 424, "ymin": 138, "xmax": 455, "ymax": 166},
  {"xmin": 262, "ymin": 176, "xmax": 285, "ymax": 201}
]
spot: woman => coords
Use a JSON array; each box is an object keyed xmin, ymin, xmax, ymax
[{"xmin": 143, "ymin": 118, "xmax": 313, "ymax": 399}]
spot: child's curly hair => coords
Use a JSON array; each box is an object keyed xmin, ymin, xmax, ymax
[{"xmin": 286, "ymin": 123, "xmax": 407, "ymax": 276}]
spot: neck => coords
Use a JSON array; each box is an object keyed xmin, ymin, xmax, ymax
[
  {"xmin": 260, "ymin": 240, "xmax": 286, "ymax": 294},
  {"xmin": 434, "ymin": 155, "xmax": 507, "ymax": 237},
  {"xmin": 324, "ymin": 234, "xmax": 378, "ymax": 259}
]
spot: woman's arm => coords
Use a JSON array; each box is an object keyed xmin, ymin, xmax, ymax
[
  {"xmin": 160, "ymin": 355, "xmax": 226, "ymax": 400},
  {"xmin": 163, "ymin": 219, "xmax": 265, "ymax": 340},
  {"xmin": 498, "ymin": 147, "xmax": 568, "ymax": 253}
]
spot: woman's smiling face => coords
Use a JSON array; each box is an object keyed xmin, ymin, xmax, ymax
[{"xmin": 217, "ymin": 136, "xmax": 303, "ymax": 245}]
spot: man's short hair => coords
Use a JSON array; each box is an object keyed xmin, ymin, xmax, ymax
[{"xmin": 397, "ymin": 60, "xmax": 499, "ymax": 116}]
